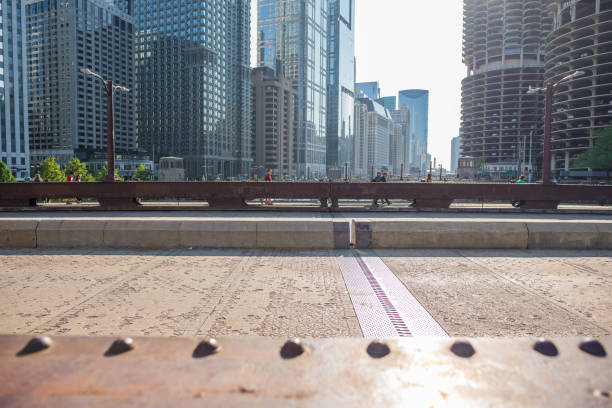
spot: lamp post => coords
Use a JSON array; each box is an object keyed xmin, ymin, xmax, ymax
[
  {"xmin": 80, "ymin": 68, "xmax": 130, "ymax": 182},
  {"xmin": 527, "ymin": 70, "xmax": 584, "ymax": 184}
]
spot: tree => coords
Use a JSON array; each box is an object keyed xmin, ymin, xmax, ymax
[
  {"xmin": 96, "ymin": 162, "xmax": 124, "ymax": 181},
  {"xmin": 0, "ymin": 160, "xmax": 16, "ymax": 182},
  {"xmin": 64, "ymin": 158, "xmax": 93, "ymax": 180},
  {"xmin": 134, "ymin": 164, "xmax": 153, "ymax": 181},
  {"xmin": 39, "ymin": 156, "xmax": 66, "ymax": 182},
  {"xmin": 573, "ymin": 126, "xmax": 612, "ymax": 181}
]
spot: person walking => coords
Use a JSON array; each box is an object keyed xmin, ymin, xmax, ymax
[
  {"xmin": 371, "ymin": 171, "xmax": 383, "ymax": 207},
  {"xmin": 75, "ymin": 174, "xmax": 82, "ymax": 203},
  {"xmin": 33, "ymin": 173, "xmax": 42, "ymax": 183},
  {"xmin": 264, "ymin": 169, "xmax": 273, "ymax": 205},
  {"xmin": 382, "ymin": 172, "xmax": 391, "ymax": 205},
  {"xmin": 66, "ymin": 172, "xmax": 75, "ymax": 204}
]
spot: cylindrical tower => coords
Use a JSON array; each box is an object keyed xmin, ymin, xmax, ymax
[
  {"xmin": 545, "ymin": 0, "xmax": 612, "ymax": 175},
  {"xmin": 461, "ymin": 0, "xmax": 552, "ymax": 180}
]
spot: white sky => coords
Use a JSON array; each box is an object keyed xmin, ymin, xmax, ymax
[{"xmin": 250, "ymin": 1, "xmax": 465, "ymax": 169}]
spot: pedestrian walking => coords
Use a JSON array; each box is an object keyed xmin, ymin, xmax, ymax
[
  {"xmin": 382, "ymin": 172, "xmax": 391, "ymax": 205},
  {"xmin": 75, "ymin": 174, "xmax": 82, "ymax": 203},
  {"xmin": 265, "ymin": 169, "xmax": 273, "ymax": 205},
  {"xmin": 371, "ymin": 171, "xmax": 383, "ymax": 207},
  {"xmin": 33, "ymin": 173, "xmax": 42, "ymax": 183},
  {"xmin": 66, "ymin": 172, "xmax": 75, "ymax": 204}
]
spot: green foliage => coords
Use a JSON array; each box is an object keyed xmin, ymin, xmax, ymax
[
  {"xmin": 96, "ymin": 162, "xmax": 124, "ymax": 181},
  {"xmin": 0, "ymin": 160, "xmax": 16, "ymax": 182},
  {"xmin": 573, "ymin": 127, "xmax": 612, "ymax": 172},
  {"xmin": 39, "ymin": 156, "xmax": 66, "ymax": 182},
  {"xmin": 64, "ymin": 158, "xmax": 90, "ymax": 179},
  {"xmin": 133, "ymin": 164, "xmax": 153, "ymax": 181}
]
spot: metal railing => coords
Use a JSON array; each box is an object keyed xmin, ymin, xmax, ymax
[{"xmin": 1, "ymin": 181, "xmax": 611, "ymax": 210}]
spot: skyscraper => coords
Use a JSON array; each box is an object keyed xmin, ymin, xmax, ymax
[
  {"xmin": 545, "ymin": 0, "xmax": 612, "ymax": 176},
  {"xmin": 1, "ymin": 0, "xmax": 30, "ymax": 179},
  {"xmin": 353, "ymin": 97, "xmax": 392, "ymax": 178},
  {"xmin": 326, "ymin": 0, "xmax": 355, "ymax": 175},
  {"xmin": 451, "ymin": 136, "xmax": 461, "ymax": 174},
  {"xmin": 390, "ymin": 106, "xmax": 411, "ymax": 174},
  {"xmin": 258, "ymin": 0, "xmax": 328, "ymax": 178},
  {"xmin": 398, "ymin": 89, "xmax": 429, "ymax": 174},
  {"xmin": 117, "ymin": 0, "xmax": 252, "ymax": 179},
  {"xmin": 461, "ymin": 0, "xmax": 551, "ymax": 180},
  {"xmin": 355, "ymin": 81, "xmax": 380, "ymax": 100},
  {"xmin": 251, "ymin": 66, "xmax": 296, "ymax": 179},
  {"xmin": 26, "ymin": 0, "xmax": 135, "ymax": 168},
  {"xmin": 377, "ymin": 96, "xmax": 396, "ymax": 111}
]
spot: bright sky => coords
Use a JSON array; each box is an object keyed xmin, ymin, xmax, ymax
[{"xmin": 250, "ymin": 1, "xmax": 465, "ymax": 169}]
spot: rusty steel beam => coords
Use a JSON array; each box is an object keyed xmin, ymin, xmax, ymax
[
  {"xmin": 0, "ymin": 335, "xmax": 609, "ymax": 407},
  {"xmin": 0, "ymin": 182, "xmax": 611, "ymax": 210}
]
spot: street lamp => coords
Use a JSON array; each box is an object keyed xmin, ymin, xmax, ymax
[
  {"xmin": 527, "ymin": 70, "xmax": 584, "ymax": 184},
  {"xmin": 80, "ymin": 68, "xmax": 130, "ymax": 182}
]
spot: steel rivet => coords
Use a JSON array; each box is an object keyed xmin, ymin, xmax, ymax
[
  {"xmin": 366, "ymin": 341, "xmax": 391, "ymax": 359},
  {"xmin": 533, "ymin": 339, "xmax": 559, "ymax": 357},
  {"xmin": 451, "ymin": 341, "xmax": 476, "ymax": 358},
  {"xmin": 593, "ymin": 389, "xmax": 610, "ymax": 399},
  {"xmin": 17, "ymin": 336, "xmax": 52, "ymax": 356},
  {"xmin": 579, "ymin": 339, "xmax": 607, "ymax": 358},
  {"xmin": 105, "ymin": 337, "xmax": 134, "ymax": 357},
  {"xmin": 280, "ymin": 338, "xmax": 305, "ymax": 359},
  {"xmin": 193, "ymin": 338, "xmax": 220, "ymax": 358}
]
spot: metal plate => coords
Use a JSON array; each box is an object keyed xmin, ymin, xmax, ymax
[{"xmin": 0, "ymin": 335, "xmax": 609, "ymax": 407}]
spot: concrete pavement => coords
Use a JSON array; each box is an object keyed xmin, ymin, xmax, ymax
[{"xmin": 1, "ymin": 248, "xmax": 610, "ymax": 338}]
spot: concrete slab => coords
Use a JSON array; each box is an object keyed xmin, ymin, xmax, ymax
[
  {"xmin": 0, "ymin": 220, "xmax": 37, "ymax": 248},
  {"xmin": 526, "ymin": 222, "xmax": 604, "ymax": 249},
  {"xmin": 179, "ymin": 220, "xmax": 257, "ymax": 248},
  {"xmin": 37, "ymin": 220, "xmax": 105, "ymax": 249}
]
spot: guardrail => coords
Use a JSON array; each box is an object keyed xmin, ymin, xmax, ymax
[{"xmin": 0, "ymin": 181, "xmax": 611, "ymax": 210}]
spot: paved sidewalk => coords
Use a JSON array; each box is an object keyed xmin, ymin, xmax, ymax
[{"xmin": 1, "ymin": 249, "xmax": 610, "ymax": 338}]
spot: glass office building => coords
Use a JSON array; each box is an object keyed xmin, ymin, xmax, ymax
[
  {"xmin": 1, "ymin": 0, "xmax": 30, "ymax": 179},
  {"xmin": 326, "ymin": 0, "xmax": 355, "ymax": 174},
  {"xmin": 117, "ymin": 0, "xmax": 252, "ymax": 180},
  {"xmin": 26, "ymin": 0, "xmax": 135, "ymax": 168},
  {"xmin": 355, "ymin": 81, "xmax": 379, "ymax": 100},
  {"xmin": 398, "ymin": 89, "xmax": 429, "ymax": 174},
  {"xmin": 258, "ymin": 0, "xmax": 328, "ymax": 178},
  {"xmin": 377, "ymin": 96, "xmax": 396, "ymax": 111}
]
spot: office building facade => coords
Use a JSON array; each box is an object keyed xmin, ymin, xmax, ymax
[
  {"xmin": 326, "ymin": 0, "xmax": 355, "ymax": 175},
  {"xmin": 251, "ymin": 66, "xmax": 295, "ymax": 179},
  {"xmin": 258, "ymin": 0, "xmax": 327, "ymax": 178},
  {"xmin": 117, "ymin": 0, "xmax": 252, "ymax": 180},
  {"xmin": 353, "ymin": 97, "xmax": 391, "ymax": 178},
  {"xmin": 26, "ymin": 0, "xmax": 135, "ymax": 168},
  {"xmin": 390, "ymin": 106, "xmax": 411, "ymax": 175},
  {"xmin": 377, "ymin": 96, "xmax": 396, "ymax": 111},
  {"xmin": 1, "ymin": 0, "xmax": 30, "ymax": 178},
  {"xmin": 451, "ymin": 136, "xmax": 461, "ymax": 174},
  {"xmin": 461, "ymin": 0, "xmax": 551, "ymax": 179},
  {"xmin": 545, "ymin": 0, "xmax": 612, "ymax": 175},
  {"xmin": 355, "ymin": 81, "xmax": 380, "ymax": 100},
  {"xmin": 398, "ymin": 89, "xmax": 429, "ymax": 174}
]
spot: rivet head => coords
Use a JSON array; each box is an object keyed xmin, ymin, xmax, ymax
[
  {"xmin": 367, "ymin": 341, "xmax": 391, "ymax": 359},
  {"xmin": 579, "ymin": 339, "xmax": 607, "ymax": 357},
  {"xmin": 533, "ymin": 339, "xmax": 559, "ymax": 357},
  {"xmin": 17, "ymin": 336, "xmax": 52, "ymax": 356},
  {"xmin": 193, "ymin": 338, "xmax": 220, "ymax": 358},
  {"xmin": 105, "ymin": 337, "xmax": 134, "ymax": 357},
  {"xmin": 280, "ymin": 338, "xmax": 305, "ymax": 359},
  {"xmin": 451, "ymin": 341, "xmax": 476, "ymax": 358}
]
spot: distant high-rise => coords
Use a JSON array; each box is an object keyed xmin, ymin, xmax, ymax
[
  {"xmin": 326, "ymin": 0, "xmax": 355, "ymax": 175},
  {"xmin": 116, "ymin": 0, "xmax": 252, "ymax": 179},
  {"xmin": 1, "ymin": 0, "xmax": 30, "ymax": 178},
  {"xmin": 461, "ymin": 0, "xmax": 551, "ymax": 179},
  {"xmin": 353, "ymin": 97, "xmax": 392, "ymax": 178},
  {"xmin": 26, "ymin": 0, "xmax": 135, "ymax": 168},
  {"xmin": 545, "ymin": 0, "xmax": 612, "ymax": 175},
  {"xmin": 377, "ymin": 96, "xmax": 396, "ymax": 112},
  {"xmin": 390, "ymin": 106, "xmax": 411, "ymax": 174},
  {"xmin": 451, "ymin": 136, "xmax": 461, "ymax": 174},
  {"xmin": 398, "ymin": 89, "xmax": 429, "ymax": 173},
  {"xmin": 258, "ymin": 0, "xmax": 328, "ymax": 178},
  {"xmin": 251, "ymin": 66, "xmax": 296, "ymax": 179},
  {"xmin": 356, "ymin": 82, "xmax": 380, "ymax": 100}
]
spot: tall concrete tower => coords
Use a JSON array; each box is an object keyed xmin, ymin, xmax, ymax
[{"xmin": 461, "ymin": 0, "xmax": 552, "ymax": 179}]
